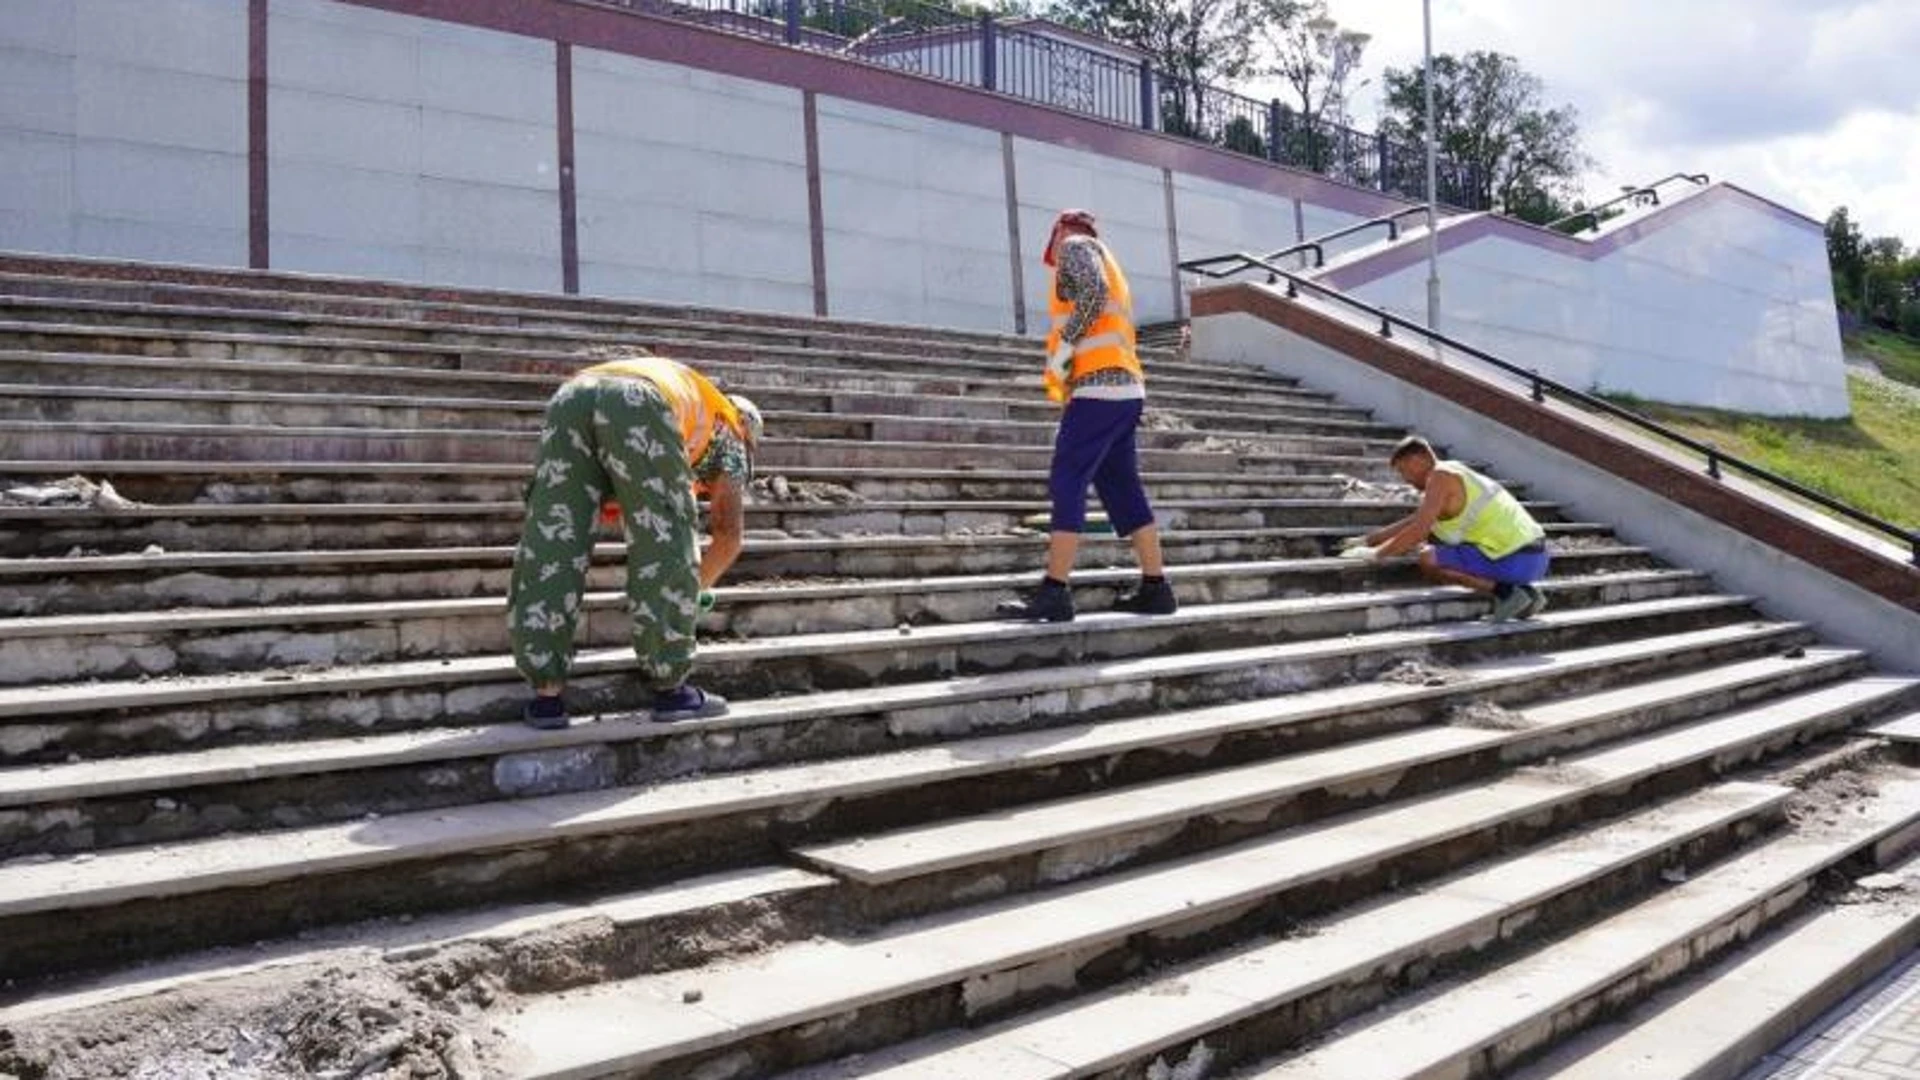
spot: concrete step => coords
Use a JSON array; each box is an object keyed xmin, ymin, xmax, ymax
[
  {"xmin": 1512, "ymin": 856, "xmax": 1920, "ymax": 1080},
  {"xmin": 0, "ymin": 495, "xmax": 1504, "ymax": 559},
  {"xmin": 0, "ymin": 374, "xmax": 1394, "ymax": 440},
  {"xmin": 0, "ymin": 459, "xmax": 1402, "ymax": 509},
  {"xmin": 0, "ymin": 318, "xmax": 1317, "ymax": 407},
  {"xmin": 789, "ymin": 650, "xmax": 1869, "ymax": 900},
  {"xmin": 1242, "ymin": 754, "xmax": 1920, "ymax": 1080},
  {"xmin": 0, "ymin": 527, "xmax": 1623, "ymax": 616},
  {"xmin": 0, "ymin": 578, "xmax": 1726, "ymax": 764},
  {"xmin": 485, "ymin": 679, "xmax": 1919, "ymax": 1080},
  {"xmin": 5, "ymin": 667, "xmax": 1902, "ymax": 991},
  {"xmin": 0, "ymin": 618, "xmax": 1812, "ymax": 859},
  {"xmin": 0, "ymin": 292, "xmax": 1259, "ymax": 387},
  {"xmin": 790, "ymin": 771, "xmax": 1920, "ymax": 1080},
  {"xmin": 0, "ymin": 418, "xmax": 1393, "ymax": 474},
  {"xmin": 0, "ymin": 547, "xmax": 1617, "ymax": 686},
  {"xmin": 0, "ymin": 348, "xmax": 1372, "ymax": 423}
]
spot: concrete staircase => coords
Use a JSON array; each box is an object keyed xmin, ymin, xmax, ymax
[{"xmin": 0, "ymin": 259, "xmax": 1917, "ymax": 1080}]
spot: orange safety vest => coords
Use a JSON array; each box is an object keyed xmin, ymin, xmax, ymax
[
  {"xmin": 578, "ymin": 354, "xmax": 742, "ymax": 484},
  {"xmin": 1045, "ymin": 238, "xmax": 1143, "ymax": 403}
]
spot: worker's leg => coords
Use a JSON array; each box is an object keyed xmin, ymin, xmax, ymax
[
  {"xmin": 590, "ymin": 377, "xmax": 709, "ymax": 702},
  {"xmin": 509, "ymin": 378, "xmax": 612, "ymax": 710},
  {"xmin": 1088, "ymin": 401, "xmax": 1174, "ymax": 613}
]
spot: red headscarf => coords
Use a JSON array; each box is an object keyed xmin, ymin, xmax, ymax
[{"xmin": 1042, "ymin": 209, "xmax": 1098, "ymax": 267}]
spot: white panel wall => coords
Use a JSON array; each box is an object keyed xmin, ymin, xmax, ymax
[
  {"xmin": 1012, "ymin": 137, "xmax": 1174, "ymax": 330},
  {"xmin": 817, "ymin": 96, "xmax": 1013, "ymax": 332},
  {"xmin": 267, "ymin": 0, "xmax": 560, "ymax": 290},
  {"xmin": 1172, "ymin": 172, "xmax": 1298, "ymax": 301},
  {"xmin": 1299, "ymin": 202, "xmax": 1367, "ymax": 246},
  {"xmin": 572, "ymin": 50, "xmax": 811, "ymax": 315},
  {"xmin": 0, "ymin": 0, "xmax": 247, "ymax": 265},
  {"xmin": 1344, "ymin": 191, "xmax": 1849, "ymax": 417}
]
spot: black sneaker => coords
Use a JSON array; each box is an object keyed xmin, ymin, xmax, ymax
[
  {"xmin": 1113, "ymin": 577, "xmax": 1177, "ymax": 615},
  {"xmin": 523, "ymin": 694, "xmax": 569, "ymax": 731},
  {"xmin": 994, "ymin": 579, "xmax": 1075, "ymax": 623},
  {"xmin": 652, "ymin": 684, "xmax": 729, "ymax": 723}
]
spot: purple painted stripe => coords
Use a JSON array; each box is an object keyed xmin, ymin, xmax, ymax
[
  {"xmin": 1319, "ymin": 183, "xmax": 1822, "ymax": 292},
  {"xmin": 247, "ymin": 0, "xmax": 268, "ymax": 269},
  {"xmin": 329, "ymin": 0, "xmax": 1413, "ymax": 220},
  {"xmin": 555, "ymin": 41, "xmax": 579, "ymax": 295},
  {"xmin": 802, "ymin": 90, "xmax": 828, "ymax": 317}
]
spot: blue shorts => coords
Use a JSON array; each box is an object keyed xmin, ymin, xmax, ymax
[
  {"xmin": 1048, "ymin": 398, "xmax": 1155, "ymax": 536},
  {"xmin": 1431, "ymin": 541, "xmax": 1549, "ymax": 585}
]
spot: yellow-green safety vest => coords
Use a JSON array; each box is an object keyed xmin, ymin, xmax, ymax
[{"xmin": 1430, "ymin": 460, "xmax": 1545, "ymax": 559}]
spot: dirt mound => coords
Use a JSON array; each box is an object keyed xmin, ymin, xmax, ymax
[
  {"xmin": 1376, "ymin": 660, "xmax": 1463, "ymax": 687},
  {"xmin": 1446, "ymin": 699, "xmax": 1529, "ymax": 730},
  {"xmin": 750, "ymin": 475, "xmax": 864, "ymax": 504}
]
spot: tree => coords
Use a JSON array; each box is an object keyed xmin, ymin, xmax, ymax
[
  {"xmin": 1377, "ymin": 51, "xmax": 1590, "ymax": 222},
  {"xmin": 1257, "ymin": 0, "xmax": 1367, "ymax": 174},
  {"xmin": 1825, "ymin": 207, "xmax": 1867, "ymax": 311},
  {"xmin": 1050, "ymin": 0, "xmax": 1261, "ymax": 137}
]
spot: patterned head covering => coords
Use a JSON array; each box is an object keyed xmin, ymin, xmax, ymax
[{"xmin": 1043, "ymin": 208, "xmax": 1099, "ymax": 267}]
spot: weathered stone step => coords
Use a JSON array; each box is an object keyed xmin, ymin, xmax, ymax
[
  {"xmin": 789, "ymin": 650, "xmax": 1868, "ymax": 899},
  {"xmin": 0, "ymin": 292, "xmax": 1256, "ymax": 387},
  {"xmin": 0, "ymin": 419, "xmax": 1389, "ymax": 474},
  {"xmin": 0, "ymin": 319, "xmax": 1310, "ymax": 406},
  {"xmin": 1243, "ymin": 752, "xmax": 1920, "ymax": 1080},
  {"xmin": 489, "ymin": 679, "xmax": 1918, "ymax": 1080},
  {"xmin": 0, "ymin": 458, "xmax": 1394, "ymax": 509},
  {"xmin": 0, "ymin": 604, "xmax": 1787, "ymax": 860},
  {"xmin": 0, "ymin": 348, "xmax": 1369, "ymax": 422},
  {"xmin": 5, "ymin": 664, "xmax": 1898, "ymax": 992},
  {"xmin": 0, "ymin": 495, "xmax": 1498, "ymax": 559},
  {"xmin": 1511, "ymin": 859, "xmax": 1920, "ymax": 1080},
  {"xmin": 0, "ymin": 578, "xmax": 1719, "ymax": 765},
  {"xmin": 0, "ymin": 547, "xmax": 1617, "ymax": 688},
  {"xmin": 0, "ymin": 526, "xmax": 1621, "ymax": 616},
  {"xmin": 790, "ymin": 774, "xmax": 1920, "ymax": 1080}
]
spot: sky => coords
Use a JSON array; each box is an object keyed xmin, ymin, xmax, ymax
[{"xmin": 1276, "ymin": 0, "xmax": 1920, "ymax": 243}]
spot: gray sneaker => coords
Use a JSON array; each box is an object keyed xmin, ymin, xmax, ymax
[{"xmin": 1487, "ymin": 586, "xmax": 1533, "ymax": 622}]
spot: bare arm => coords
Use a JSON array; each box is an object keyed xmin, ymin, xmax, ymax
[
  {"xmin": 1372, "ymin": 473, "xmax": 1456, "ymax": 558},
  {"xmin": 699, "ymin": 477, "xmax": 745, "ymax": 589}
]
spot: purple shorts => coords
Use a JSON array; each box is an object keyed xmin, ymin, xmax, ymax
[{"xmin": 1430, "ymin": 541, "xmax": 1549, "ymax": 585}]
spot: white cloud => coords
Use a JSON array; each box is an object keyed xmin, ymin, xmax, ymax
[{"xmin": 1298, "ymin": 0, "xmax": 1920, "ymax": 240}]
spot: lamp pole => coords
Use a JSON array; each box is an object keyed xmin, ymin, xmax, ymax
[{"xmin": 1423, "ymin": 0, "xmax": 1441, "ymax": 332}]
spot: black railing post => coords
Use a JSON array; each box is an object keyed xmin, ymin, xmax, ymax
[
  {"xmin": 784, "ymin": 0, "xmax": 801, "ymax": 44},
  {"xmin": 1706, "ymin": 444, "xmax": 1722, "ymax": 480},
  {"xmin": 1138, "ymin": 61, "xmax": 1154, "ymax": 129},
  {"xmin": 1266, "ymin": 99, "xmax": 1283, "ymax": 162},
  {"xmin": 1530, "ymin": 371, "xmax": 1544, "ymax": 403},
  {"xmin": 979, "ymin": 13, "xmax": 995, "ymax": 91},
  {"xmin": 1375, "ymin": 131, "xmax": 1390, "ymax": 192}
]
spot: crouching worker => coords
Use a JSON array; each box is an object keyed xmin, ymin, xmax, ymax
[
  {"xmin": 1340, "ymin": 436, "xmax": 1549, "ymax": 622},
  {"xmin": 995, "ymin": 207, "xmax": 1175, "ymax": 623},
  {"xmin": 509, "ymin": 349, "xmax": 762, "ymax": 729}
]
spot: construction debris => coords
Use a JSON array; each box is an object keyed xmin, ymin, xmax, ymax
[
  {"xmin": 750, "ymin": 475, "xmax": 864, "ymax": 504},
  {"xmin": 1, "ymin": 476, "xmax": 143, "ymax": 511},
  {"xmin": 1334, "ymin": 474, "xmax": 1418, "ymax": 503}
]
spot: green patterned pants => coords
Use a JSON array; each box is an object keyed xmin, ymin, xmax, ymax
[{"xmin": 508, "ymin": 375, "xmax": 701, "ymax": 691}]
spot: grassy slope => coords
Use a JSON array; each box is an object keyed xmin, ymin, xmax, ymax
[
  {"xmin": 1605, "ymin": 360, "xmax": 1919, "ymax": 534},
  {"xmin": 1855, "ymin": 328, "xmax": 1920, "ymax": 386}
]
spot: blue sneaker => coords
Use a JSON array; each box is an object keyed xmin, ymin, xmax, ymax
[
  {"xmin": 523, "ymin": 694, "xmax": 569, "ymax": 731},
  {"xmin": 652, "ymin": 684, "xmax": 729, "ymax": 723}
]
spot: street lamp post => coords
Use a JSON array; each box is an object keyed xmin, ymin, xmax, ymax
[{"xmin": 1423, "ymin": 0, "xmax": 1440, "ymax": 333}]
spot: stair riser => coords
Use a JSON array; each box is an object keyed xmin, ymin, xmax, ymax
[
  {"xmin": 849, "ymin": 655, "xmax": 1865, "ymax": 923},
  {"xmin": 0, "ymin": 327, "xmax": 1318, "ymax": 408},
  {"xmin": 0, "ymin": 502, "xmax": 1459, "ymax": 559},
  {"xmin": 0, "ymin": 428, "xmax": 1385, "ymax": 476},
  {"xmin": 0, "ymin": 634, "xmax": 1845, "ymax": 988},
  {"xmin": 0, "ymin": 471, "xmax": 1364, "ymax": 512},
  {"xmin": 0, "ymin": 373, "xmax": 1389, "ymax": 438},
  {"xmin": 0, "ymin": 556, "xmax": 1659, "ymax": 687},
  {"xmin": 0, "ymin": 625, "xmax": 1817, "ymax": 863},
  {"xmin": 0, "ymin": 538, "xmax": 1643, "ymax": 614},
  {"xmin": 0, "ymin": 584, "xmax": 1731, "ymax": 767}
]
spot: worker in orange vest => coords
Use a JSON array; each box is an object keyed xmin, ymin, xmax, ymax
[
  {"xmin": 996, "ymin": 208, "xmax": 1174, "ymax": 623},
  {"xmin": 508, "ymin": 349, "xmax": 761, "ymax": 729}
]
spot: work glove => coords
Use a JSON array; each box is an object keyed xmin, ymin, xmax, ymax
[
  {"xmin": 1047, "ymin": 342, "xmax": 1074, "ymax": 383},
  {"xmin": 1337, "ymin": 534, "xmax": 1371, "ymax": 553},
  {"xmin": 1338, "ymin": 543, "xmax": 1382, "ymax": 563}
]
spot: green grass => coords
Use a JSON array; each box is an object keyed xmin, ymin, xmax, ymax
[
  {"xmin": 1851, "ymin": 328, "xmax": 1920, "ymax": 388},
  {"xmin": 1601, "ymin": 374, "xmax": 1920, "ymax": 534}
]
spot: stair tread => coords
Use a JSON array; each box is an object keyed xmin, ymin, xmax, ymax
[
  {"xmin": 492, "ymin": 686, "xmax": 1917, "ymax": 1077},
  {"xmin": 0, "ymin": 589, "xmax": 1746, "ymax": 716},
  {"xmin": 792, "ymin": 649, "xmax": 1865, "ymax": 884},
  {"xmin": 0, "ymin": 620, "xmax": 1814, "ymax": 810},
  {"xmin": 1247, "ymin": 763, "xmax": 1920, "ymax": 1080}
]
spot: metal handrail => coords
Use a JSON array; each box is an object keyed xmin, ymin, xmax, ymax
[
  {"xmin": 1177, "ymin": 248, "xmax": 1920, "ymax": 565},
  {"xmin": 1547, "ymin": 173, "xmax": 1710, "ymax": 234},
  {"xmin": 1182, "ymin": 205, "xmax": 1439, "ymax": 280}
]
